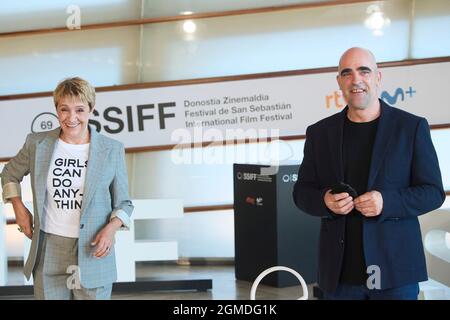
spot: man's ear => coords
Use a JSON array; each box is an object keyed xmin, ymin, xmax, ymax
[{"xmin": 377, "ymin": 70, "xmax": 382, "ymax": 85}]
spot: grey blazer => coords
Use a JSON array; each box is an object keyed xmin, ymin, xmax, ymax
[{"xmin": 1, "ymin": 126, "xmax": 134, "ymax": 288}]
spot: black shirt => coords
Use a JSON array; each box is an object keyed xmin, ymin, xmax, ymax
[{"xmin": 340, "ymin": 115, "xmax": 379, "ymax": 285}]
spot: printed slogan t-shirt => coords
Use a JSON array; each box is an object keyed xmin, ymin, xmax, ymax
[{"xmin": 42, "ymin": 139, "xmax": 89, "ymax": 238}]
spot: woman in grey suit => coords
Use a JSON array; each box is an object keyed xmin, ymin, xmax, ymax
[{"xmin": 1, "ymin": 77, "xmax": 134, "ymax": 299}]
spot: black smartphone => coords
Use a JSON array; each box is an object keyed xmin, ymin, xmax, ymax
[{"xmin": 330, "ymin": 182, "xmax": 358, "ymax": 198}]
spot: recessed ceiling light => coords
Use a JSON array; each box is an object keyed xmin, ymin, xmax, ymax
[
  {"xmin": 183, "ymin": 20, "xmax": 197, "ymax": 33},
  {"xmin": 365, "ymin": 4, "xmax": 390, "ymax": 36}
]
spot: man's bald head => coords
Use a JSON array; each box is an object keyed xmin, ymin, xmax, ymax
[{"xmin": 338, "ymin": 47, "xmax": 378, "ymax": 73}]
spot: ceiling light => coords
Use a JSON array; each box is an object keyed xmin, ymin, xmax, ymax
[
  {"xmin": 183, "ymin": 20, "xmax": 196, "ymax": 33},
  {"xmin": 365, "ymin": 4, "xmax": 390, "ymax": 36}
]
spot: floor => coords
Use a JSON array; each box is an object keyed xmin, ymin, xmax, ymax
[
  {"xmin": 0, "ymin": 263, "xmax": 315, "ymax": 300},
  {"xmin": 3, "ymin": 263, "xmax": 447, "ymax": 300}
]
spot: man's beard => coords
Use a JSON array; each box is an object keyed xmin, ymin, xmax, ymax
[{"xmin": 348, "ymin": 95, "xmax": 371, "ymax": 110}]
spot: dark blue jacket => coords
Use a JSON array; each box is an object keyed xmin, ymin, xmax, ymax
[{"xmin": 293, "ymin": 100, "xmax": 445, "ymax": 293}]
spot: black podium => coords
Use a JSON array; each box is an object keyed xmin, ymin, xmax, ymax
[{"xmin": 233, "ymin": 163, "xmax": 320, "ymax": 287}]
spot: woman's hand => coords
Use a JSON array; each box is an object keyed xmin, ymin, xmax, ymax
[
  {"xmin": 11, "ymin": 197, "xmax": 34, "ymax": 239},
  {"xmin": 90, "ymin": 217, "xmax": 123, "ymax": 259}
]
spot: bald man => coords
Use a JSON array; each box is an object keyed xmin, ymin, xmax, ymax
[{"xmin": 293, "ymin": 47, "xmax": 445, "ymax": 300}]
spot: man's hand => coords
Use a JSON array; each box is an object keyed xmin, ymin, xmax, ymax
[
  {"xmin": 91, "ymin": 217, "xmax": 123, "ymax": 259},
  {"xmin": 324, "ymin": 190, "xmax": 354, "ymax": 215},
  {"xmin": 11, "ymin": 197, "xmax": 34, "ymax": 239},
  {"xmin": 354, "ymin": 191, "xmax": 383, "ymax": 217}
]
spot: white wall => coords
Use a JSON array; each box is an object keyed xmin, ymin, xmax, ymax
[
  {"xmin": 0, "ymin": 26, "xmax": 140, "ymax": 95},
  {"xmin": 141, "ymin": 0, "xmax": 411, "ymax": 82},
  {"xmin": 0, "ymin": 1, "xmax": 141, "ymax": 33},
  {"xmin": 412, "ymin": 0, "xmax": 450, "ymax": 58},
  {"xmin": 135, "ymin": 210, "xmax": 234, "ymax": 258}
]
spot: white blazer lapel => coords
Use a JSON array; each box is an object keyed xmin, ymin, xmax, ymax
[{"xmin": 81, "ymin": 126, "xmax": 110, "ymax": 215}]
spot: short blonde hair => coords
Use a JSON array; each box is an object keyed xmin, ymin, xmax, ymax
[{"xmin": 53, "ymin": 77, "xmax": 95, "ymax": 111}]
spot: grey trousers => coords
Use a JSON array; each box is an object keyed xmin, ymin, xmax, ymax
[{"xmin": 32, "ymin": 230, "xmax": 112, "ymax": 300}]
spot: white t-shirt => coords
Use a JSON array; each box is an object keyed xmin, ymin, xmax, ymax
[{"xmin": 41, "ymin": 139, "xmax": 90, "ymax": 238}]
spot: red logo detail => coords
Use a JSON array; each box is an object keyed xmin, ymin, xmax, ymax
[{"xmin": 246, "ymin": 197, "xmax": 255, "ymax": 205}]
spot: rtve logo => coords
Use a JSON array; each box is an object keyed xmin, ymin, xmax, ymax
[{"xmin": 325, "ymin": 91, "xmax": 345, "ymax": 109}]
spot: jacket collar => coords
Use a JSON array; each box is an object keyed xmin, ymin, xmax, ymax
[
  {"xmin": 367, "ymin": 100, "xmax": 395, "ymax": 189},
  {"xmin": 81, "ymin": 126, "xmax": 110, "ymax": 214}
]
